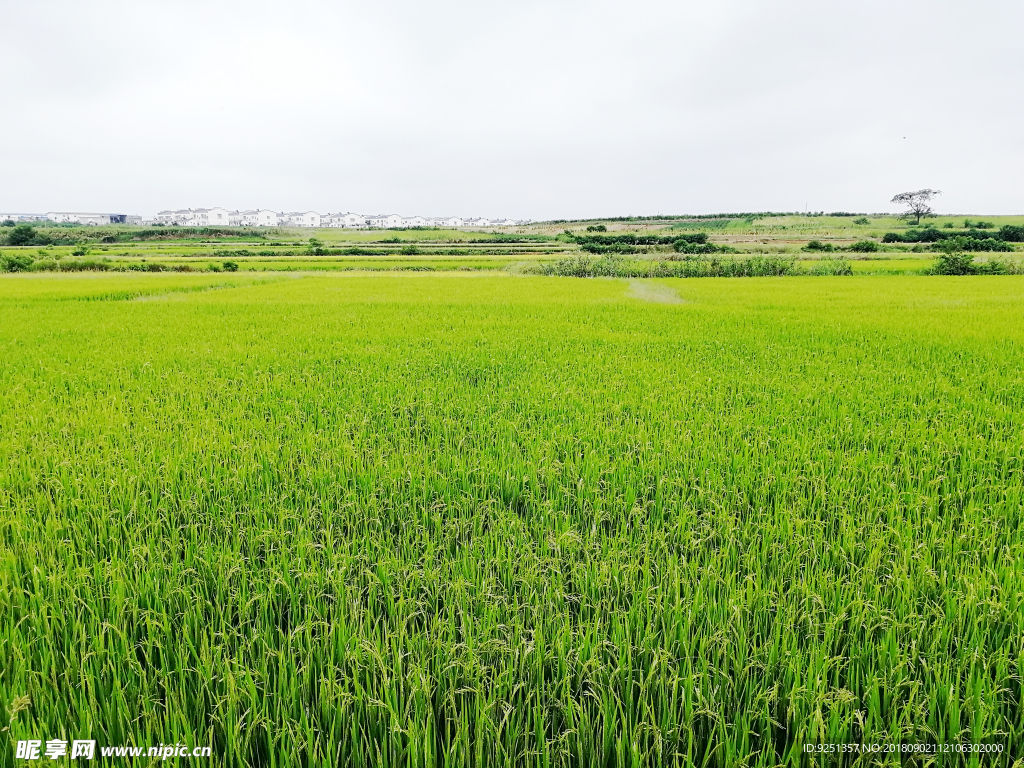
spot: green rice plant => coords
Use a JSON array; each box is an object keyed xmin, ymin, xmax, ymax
[{"xmin": 1, "ymin": 273, "xmax": 1023, "ymax": 766}]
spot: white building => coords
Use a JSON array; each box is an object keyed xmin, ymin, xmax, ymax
[
  {"xmin": 205, "ymin": 207, "xmax": 231, "ymax": 226},
  {"xmin": 155, "ymin": 209, "xmax": 196, "ymax": 225},
  {"xmin": 280, "ymin": 211, "xmax": 322, "ymax": 228},
  {"xmin": 45, "ymin": 212, "xmax": 122, "ymax": 225},
  {"xmin": 237, "ymin": 210, "xmax": 278, "ymax": 226},
  {"xmin": 320, "ymin": 212, "xmax": 369, "ymax": 228},
  {"xmin": 363, "ymin": 214, "xmax": 404, "ymax": 228},
  {"xmin": 402, "ymin": 216, "xmax": 427, "ymax": 227}
]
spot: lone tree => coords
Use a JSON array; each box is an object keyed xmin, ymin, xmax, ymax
[
  {"xmin": 891, "ymin": 189, "xmax": 941, "ymax": 224},
  {"xmin": 6, "ymin": 224, "xmax": 37, "ymax": 246}
]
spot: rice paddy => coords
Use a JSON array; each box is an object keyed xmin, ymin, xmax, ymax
[{"xmin": 2, "ymin": 272, "xmax": 1023, "ymax": 766}]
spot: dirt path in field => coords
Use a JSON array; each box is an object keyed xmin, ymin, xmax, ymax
[{"xmin": 625, "ymin": 280, "xmax": 683, "ymax": 304}]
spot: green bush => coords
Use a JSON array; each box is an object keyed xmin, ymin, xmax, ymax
[
  {"xmin": 585, "ymin": 224, "xmax": 607, "ymax": 232},
  {"xmin": 572, "ymin": 233, "xmax": 707, "ymax": 254},
  {"xmin": 885, "ymin": 229, "xmax": 1014, "ymax": 251},
  {"xmin": 974, "ymin": 238, "xmax": 1012, "ymax": 252},
  {"xmin": 671, "ymin": 240, "xmax": 718, "ymax": 255},
  {"xmin": 222, "ymin": 261, "xmax": 239, "ymax": 272},
  {"xmin": 933, "ymin": 250, "xmax": 976, "ymax": 275},
  {"xmin": 6, "ymin": 225, "xmax": 39, "ymax": 246},
  {"xmin": 59, "ymin": 259, "xmax": 110, "ymax": 272},
  {"xmin": 853, "ymin": 217, "xmax": 869, "ymax": 225},
  {"xmin": 1, "ymin": 219, "xmax": 14, "ymax": 227},
  {"xmin": 803, "ymin": 240, "xmax": 834, "ymax": 252},
  {"xmin": 2, "ymin": 253, "xmax": 35, "ymax": 272},
  {"xmin": 847, "ymin": 240, "xmax": 879, "ymax": 253},
  {"xmin": 998, "ymin": 225, "xmax": 1024, "ymax": 242}
]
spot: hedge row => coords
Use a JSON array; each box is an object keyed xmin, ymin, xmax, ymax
[
  {"xmin": 541, "ymin": 254, "xmax": 852, "ymax": 278},
  {"xmin": 883, "ymin": 226, "xmax": 1023, "ymax": 245}
]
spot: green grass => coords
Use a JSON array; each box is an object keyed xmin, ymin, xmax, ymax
[{"xmin": 2, "ymin": 273, "xmax": 1023, "ymax": 766}]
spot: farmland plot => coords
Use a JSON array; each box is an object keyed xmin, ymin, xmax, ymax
[{"xmin": 1, "ymin": 273, "xmax": 1023, "ymax": 766}]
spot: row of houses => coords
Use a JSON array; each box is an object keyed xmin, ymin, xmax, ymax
[
  {"xmin": 0, "ymin": 212, "xmax": 142, "ymax": 225},
  {"xmin": 3, "ymin": 209, "xmax": 530, "ymax": 229},
  {"xmin": 154, "ymin": 208, "xmax": 527, "ymax": 228}
]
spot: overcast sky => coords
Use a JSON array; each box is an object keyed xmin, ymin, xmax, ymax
[{"xmin": 2, "ymin": 0, "xmax": 1021, "ymax": 219}]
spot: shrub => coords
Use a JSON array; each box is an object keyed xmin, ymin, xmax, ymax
[
  {"xmin": 222, "ymin": 261, "xmax": 239, "ymax": 272},
  {"xmin": 671, "ymin": 240, "xmax": 717, "ymax": 255},
  {"xmin": 1, "ymin": 253, "xmax": 35, "ymax": 272},
  {"xmin": 804, "ymin": 240, "xmax": 834, "ymax": 252},
  {"xmin": 931, "ymin": 238, "xmax": 1016, "ymax": 274},
  {"xmin": 882, "ymin": 232, "xmax": 904, "ymax": 243},
  {"xmin": 400, "ymin": 245, "xmax": 420, "ymax": 255},
  {"xmin": 943, "ymin": 222, "xmax": 955, "ymax": 228},
  {"xmin": 30, "ymin": 259, "xmax": 59, "ymax": 272},
  {"xmin": 853, "ymin": 217, "xmax": 870, "ymax": 225},
  {"xmin": 71, "ymin": 246, "xmax": 89, "ymax": 257},
  {"xmin": 933, "ymin": 250, "xmax": 975, "ymax": 275},
  {"xmin": 940, "ymin": 237, "xmax": 1012, "ymax": 253},
  {"xmin": 6, "ymin": 225, "xmax": 38, "ymax": 246},
  {"xmin": 1, "ymin": 219, "xmax": 14, "ymax": 227},
  {"xmin": 973, "ymin": 238, "xmax": 1012, "ymax": 252},
  {"xmin": 847, "ymin": 240, "xmax": 879, "ymax": 253},
  {"xmin": 905, "ymin": 227, "xmax": 945, "ymax": 242},
  {"xmin": 586, "ymin": 224, "xmax": 607, "ymax": 232},
  {"xmin": 998, "ymin": 225, "xmax": 1024, "ymax": 242},
  {"xmin": 59, "ymin": 259, "xmax": 109, "ymax": 272}
]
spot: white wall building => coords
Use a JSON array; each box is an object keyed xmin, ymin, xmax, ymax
[
  {"xmin": 155, "ymin": 209, "xmax": 196, "ymax": 225},
  {"xmin": 280, "ymin": 211, "xmax": 322, "ymax": 228},
  {"xmin": 237, "ymin": 210, "xmax": 278, "ymax": 226},
  {"xmin": 206, "ymin": 207, "xmax": 231, "ymax": 226},
  {"xmin": 55, "ymin": 207, "xmax": 524, "ymax": 229},
  {"xmin": 45, "ymin": 212, "xmax": 121, "ymax": 225},
  {"xmin": 321, "ymin": 212, "xmax": 369, "ymax": 229}
]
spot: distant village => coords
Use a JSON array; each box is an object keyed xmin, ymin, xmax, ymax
[{"xmin": 1, "ymin": 209, "xmax": 530, "ymax": 228}]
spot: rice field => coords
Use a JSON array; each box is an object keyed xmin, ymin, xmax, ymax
[{"xmin": 2, "ymin": 272, "xmax": 1023, "ymax": 766}]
